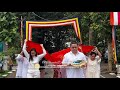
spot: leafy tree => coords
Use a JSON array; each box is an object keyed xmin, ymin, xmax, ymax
[
  {"xmin": 0, "ymin": 12, "xmax": 20, "ymax": 48},
  {"xmin": 13, "ymin": 12, "xmax": 117, "ymax": 72},
  {"xmin": 63, "ymin": 12, "xmax": 116, "ymax": 72}
]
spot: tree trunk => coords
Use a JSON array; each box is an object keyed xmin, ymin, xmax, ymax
[
  {"xmin": 89, "ymin": 28, "xmax": 93, "ymax": 45},
  {"xmin": 107, "ymin": 40, "xmax": 113, "ymax": 72}
]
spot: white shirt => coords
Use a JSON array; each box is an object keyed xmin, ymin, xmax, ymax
[
  {"xmin": 86, "ymin": 56, "xmax": 101, "ymax": 78},
  {"xmin": 62, "ymin": 51, "xmax": 87, "ymax": 78},
  {"xmin": 15, "ymin": 54, "xmax": 29, "ymax": 78},
  {"xmin": 22, "ymin": 42, "xmax": 47, "ymax": 73}
]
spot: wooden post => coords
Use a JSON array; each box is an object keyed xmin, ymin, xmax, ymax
[{"xmin": 20, "ymin": 16, "xmax": 23, "ymax": 47}]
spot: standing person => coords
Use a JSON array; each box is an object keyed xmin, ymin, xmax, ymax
[
  {"xmin": 0, "ymin": 58, "xmax": 3, "ymax": 71},
  {"xmin": 8, "ymin": 56, "xmax": 13, "ymax": 71},
  {"xmin": 39, "ymin": 58, "xmax": 46, "ymax": 78},
  {"xmin": 15, "ymin": 51, "xmax": 28, "ymax": 78},
  {"xmin": 22, "ymin": 40, "xmax": 47, "ymax": 78},
  {"xmin": 86, "ymin": 47, "xmax": 102, "ymax": 78},
  {"xmin": 62, "ymin": 41, "xmax": 87, "ymax": 78}
]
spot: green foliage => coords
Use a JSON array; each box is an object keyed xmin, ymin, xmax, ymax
[
  {"xmin": 32, "ymin": 25, "xmax": 79, "ymax": 53},
  {"xmin": 0, "ymin": 12, "xmax": 21, "ymax": 48},
  {"xmin": 15, "ymin": 12, "xmax": 114, "ymax": 54},
  {"xmin": 0, "ymin": 12, "xmax": 117, "ymax": 70},
  {"xmin": 5, "ymin": 47, "xmax": 19, "ymax": 56},
  {"xmin": 16, "ymin": 12, "xmax": 81, "ymax": 53},
  {"xmin": 0, "ymin": 70, "xmax": 9, "ymax": 78},
  {"xmin": 0, "ymin": 46, "xmax": 20, "ymax": 61},
  {"xmin": 0, "ymin": 12, "xmax": 115, "ymax": 53}
]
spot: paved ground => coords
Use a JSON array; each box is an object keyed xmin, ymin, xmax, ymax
[
  {"xmin": 5, "ymin": 61, "xmax": 119, "ymax": 78},
  {"xmin": 100, "ymin": 61, "xmax": 118, "ymax": 78},
  {"xmin": 6, "ymin": 62, "xmax": 54, "ymax": 78},
  {"xmin": 6, "ymin": 66, "xmax": 17, "ymax": 78}
]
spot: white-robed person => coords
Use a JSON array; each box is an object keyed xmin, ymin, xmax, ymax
[
  {"xmin": 62, "ymin": 41, "xmax": 87, "ymax": 78},
  {"xmin": 15, "ymin": 51, "xmax": 28, "ymax": 78},
  {"xmin": 22, "ymin": 39, "xmax": 47, "ymax": 78},
  {"xmin": 86, "ymin": 47, "xmax": 102, "ymax": 78}
]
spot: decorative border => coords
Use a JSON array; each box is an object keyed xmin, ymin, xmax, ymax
[{"xmin": 26, "ymin": 18, "xmax": 82, "ymax": 43}]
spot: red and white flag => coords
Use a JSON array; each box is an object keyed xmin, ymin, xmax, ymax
[
  {"xmin": 112, "ymin": 26, "xmax": 117, "ymax": 64},
  {"xmin": 110, "ymin": 12, "xmax": 120, "ymax": 25}
]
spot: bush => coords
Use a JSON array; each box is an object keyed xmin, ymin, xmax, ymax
[{"xmin": 0, "ymin": 47, "xmax": 21, "ymax": 61}]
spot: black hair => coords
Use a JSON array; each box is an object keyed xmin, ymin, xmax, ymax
[
  {"xmin": 20, "ymin": 46, "xmax": 26, "ymax": 57},
  {"xmin": 29, "ymin": 48, "xmax": 38, "ymax": 61},
  {"xmin": 19, "ymin": 49, "xmax": 26, "ymax": 58},
  {"xmin": 22, "ymin": 52, "xmax": 25, "ymax": 57},
  {"xmin": 70, "ymin": 41, "xmax": 78, "ymax": 46},
  {"xmin": 90, "ymin": 52, "xmax": 97, "ymax": 56}
]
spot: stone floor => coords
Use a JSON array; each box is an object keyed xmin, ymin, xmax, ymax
[
  {"xmin": 6, "ymin": 62, "xmax": 54, "ymax": 78},
  {"xmin": 6, "ymin": 60, "xmax": 119, "ymax": 78}
]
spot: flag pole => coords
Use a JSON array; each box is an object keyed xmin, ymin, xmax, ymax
[
  {"xmin": 20, "ymin": 16, "xmax": 23, "ymax": 47},
  {"xmin": 112, "ymin": 25, "xmax": 117, "ymax": 64},
  {"xmin": 114, "ymin": 25, "xmax": 117, "ymax": 64}
]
